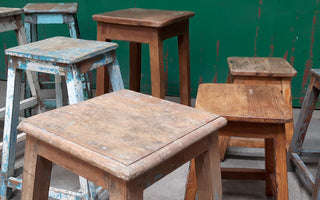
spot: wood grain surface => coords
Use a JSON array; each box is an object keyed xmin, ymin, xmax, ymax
[
  {"xmin": 93, "ymin": 8, "xmax": 194, "ymax": 27},
  {"xmin": 23, "ymin": 3, "xmax": 78, "ymax": 14}
]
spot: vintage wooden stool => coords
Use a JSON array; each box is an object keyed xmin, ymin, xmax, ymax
[
  {"xmin": 18, "ymin": 89, "xmax": 227, "ymax": 200},
  {"xmin": 0, "ymin": 36, "xmax": 124, "ymax": 200},
  {"xmin": 287, "ymin": 69, "xmax": 320, "ymax": 199},
  {"xmin": 23, "ymin": 3, "xmax": 92, "ymax": 102},
  {"xmin": 185, "ymin": 84, "xmax": 292, "ymax": 200},
  {"xmin": 92, "ymin": 8, "xmax": 194, "ymax": 105},
  {"xmin": 219, "ymin": 57, "xmax": 297, "ymax": 160}
]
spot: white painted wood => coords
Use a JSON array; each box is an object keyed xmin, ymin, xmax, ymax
[
  {"xmin": 108, "ymin": 56, "xmax": 125, "ymax": 91},
  {"xmin": 0, "ymin": 97, "xmax": 37, "ymax": 118},
  {"xmin": 0, "ymin": 16, "xmax": 18, "ymax": 33}
]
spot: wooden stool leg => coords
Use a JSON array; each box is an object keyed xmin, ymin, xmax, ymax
[
  {"xmin": 184, "ymin": 159, "xmax": 197, "ymax": 200},
  {"xmin": 0, "ymin": 66, "xmax": 22, "ymax": 199},
  {"xmin": 178, "ymin": 22, "xmax": 191, "ymax": 106},
  {"xmin": 107, "ymin": 56, "xmax": 125, "ymax": 91},
  {"xmin": 274, "ymin": 124, "xmax": 289, "ymax": 200},
  {"xmin": 287, "ymin": 74, "xmax": 320, "ymax": 171},
  {"xmin": 194, "ymin": 133, "xmax": 222, "ymax": 200},
  {"xmin": 96, "ymin": 31, "xmax": 110, "ymax": 96},
  {"xmin": 65, "ymin": 65, "xmax": 96, "ymax": 198},
  {"xmin": 109, "ymin": 181, "xmax": 143, "ymax": 200},
  {"xmin": 265, "ymin": 138, "xmax": 275, "ymax": 196},
  {"xmin": 67, "ymin": 15, "xmax": 81, "ymax": 39},
  {"xmin": 149, "ymin": 36, "xmax": 165, "ymax": 99},
  {"xmin": 21, "ymin": 135, "xmax": 52, "ymax": 200},
  {"xmin": 281, "ymin": 78, "xmax": 294, "ymax": 149},
  {"xmin": 312, "ymin": 160, "xmax": 320, "ymax": 200},
  {"xmin": 129, "ymin": 42, "xmax": 142, "ymax": 92},
  {"xmin": 55, "ymin": 75, "xmax": 63, "ymax": 108}
]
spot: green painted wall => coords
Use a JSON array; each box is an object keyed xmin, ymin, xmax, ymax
[{"xmin": 0, "ymin": 0, "xmax": 319, "ymax": 107}]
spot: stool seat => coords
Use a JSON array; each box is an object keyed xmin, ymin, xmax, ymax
[
  {"xmin": 18, "ymin": 89, "xmax": 227, "ymax": 199},
  {"xmin": 228, "ymin": 57, "xmax": 297, "ymax": 77},
  {"xmin": 0, "ymin": 7, "xmax": 23, "ymax": 17},
  {"xmin": 93, "ymin": 8, "xmax": 194, "ymax": 27},
  {"xmin": 23, "ymin": 3, "xmax": 78, "ymax": 14},
  {"xmin": 196, "ymin": 84, "xmax": 292, "ymax": 123},
  {"xmin": 6, "ymin": 36, "xmax": 118, "ymax": 64}
]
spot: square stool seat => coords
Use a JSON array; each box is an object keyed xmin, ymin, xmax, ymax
[
  {"xmin": 23, "ymin": 3, "xmax": 78, "ymax": 14},
  {"xmin": 0, "ymin": 7, "xmax": 23, "ymax": 17},
  {"xmin": 185, "ymin": 84, "xmax": 292, "ymax": 200},
  {"xmin": 93, "ymin": 8, "xmax": 194, "ymax": 27},
  {"xmin": 228, "ymin": 57, "xmax": 297, "ymax": 77},
  {"xmin": 5, "ymin": 36, "xmax": 117, "ymax": 64},
  {"xmin": 18, "ymin": 89, "xmax": 227, "ymax": 200}
]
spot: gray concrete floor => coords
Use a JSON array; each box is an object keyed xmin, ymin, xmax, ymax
[{"xmin": 0, "ymin": 80, "xmax": 318, "ymax": 199}]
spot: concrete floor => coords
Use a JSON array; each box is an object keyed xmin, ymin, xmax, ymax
[{"xmin": 0, "ymin": 80, "xmax": 318, "ymax": 200}]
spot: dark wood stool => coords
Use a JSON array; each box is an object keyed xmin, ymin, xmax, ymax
[
  {"xmin": 219, "ymin": 57, "xmax": 297, "ymax": 160},
  {"xmin": 93, "ymin": 8, "xmax": 194, "ymax": 106},
  {"xmin": 18, "ymin": 89, "xmax": 227, "ymax": 200},
  {"xmin": 287, "ymin": 69, "xmax": 320, "ymax": 199},
  {"xmin": 185, "ymin": 84, "xmax": 292, "ymax": 200}
]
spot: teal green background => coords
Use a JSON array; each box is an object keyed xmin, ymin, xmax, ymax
[{"xmin": 1, "ymin": 0, "xmax": 320, "ymax": 107}]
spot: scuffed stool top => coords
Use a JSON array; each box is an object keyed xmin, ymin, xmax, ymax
[
  {"xmin": 93, "ymin": 8, "xmax": 194, "ymax": 27},
  {"xmin": 5, "ymin": 36, "xmax": 118, "ymax": 64},
  {"xmin": 18, "ymin": 89, "xmax": 226, "ymax": 180},
  {"xmin": 228, "ymin": 57, "xmax": 297, "ymax": 77},
  {"xmin": 23, "ymin": 3, "xmax": 78, "ymax": 14},
  {"xmin": 0, "ymin": 7, "xmax": 23, "ymax": 17}
]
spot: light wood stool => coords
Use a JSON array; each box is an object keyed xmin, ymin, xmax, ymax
[
  {"xmin": 93, "ymin": 8, "xmax": 194, "ymax": 105},
  {"xmin": 18, "ymin": 89, "xmax": 227, "ymax": 200},
  {"xmin": 287, "ymin": 69, "xmax": 320, "ymax": 199},
  {"xmin": 219, "ymin": 57, "xmax": 297, "ymax": 160},
  {"xmin": 185, "ymin": 84, "xmax": 292, "ymax": 200},
  {"xmin": 0, "ymin": 37, "xmax": 124, "ymax": 200},
  {"xmin": 23, "ymin": 3, "xmax": 92, "ymax": 103}
]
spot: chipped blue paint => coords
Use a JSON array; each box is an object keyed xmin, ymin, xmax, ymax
[
  {"xmin": 107, "ymin": 57, "xmax": 125, "ymax": 91},
  {"xmin": 5, "ymin": 37, "xmax": 118, "ymax": 64},
  {"xmin": 154, "ymin": 174, "xmax": 163, "ymax": 181},
  {"xmin": 37, "ymin": 14, "xmax": 64, "ymax": 24}
]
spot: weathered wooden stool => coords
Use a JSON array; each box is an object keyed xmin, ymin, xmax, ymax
[
  {"xmin": 18, "ymin": 89, "xmax": 227, "ymax": 200},
  {"xmin": 0, "ymin": 36, "xmax": 124, "ymax": 200},
  {"xmin": 185, "ymin": 84, "xmax": 292, "ymax": 200},
  {"xmin": 219, "ymin": 57, "xmax": 297, "ymax": 160},
  {"xmin": 23, "ymin": 3, "xmax": 92, "ymax": 102},
  {"xmin": 93, "ymin": 8, "xmax": 194, "ymax": 105},
  {"xmin": 287, "ymin": 69, "xmax": 320, "ymax": 199}
]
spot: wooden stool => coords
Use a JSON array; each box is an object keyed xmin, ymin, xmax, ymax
[
  {"xmin": 93, "ymin": 8, "xmax": 194, "ymax": 105},
  {"xmin": 23, "ymin": 3, "xmax": 92, "ymax": 102},
  {"xmin": 0, "ymin": 37, "xmax": 124, "ymax": 200},
  {"xmin": 185, "ymin": 84, "xmax": 292, "ymax": 200},
  {"xmin": 287, "ymin": 69, "xmax": 320, "ymax": 199},
  {"xmin": 219, "ymin": 57, "xmax": 297, "ymax": 160},
  {"xmin": 18, "ymin": 89, "xmax": 227, "ymax": 200}
]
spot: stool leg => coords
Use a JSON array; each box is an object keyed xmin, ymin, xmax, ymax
[
  {"xmin": 194, "ymin": 133, "xmax": 222, "ymax": 200},
  {"xmin": 0, "ymin": 66, "xmax": 22, "ymax": 199},
  {"xmin": 287, "ymin": 74, "xmax": 320, "ymax": 171},
  {"xmin": 184, "ymin": 159, "xmax": 197, "ymax": 200},
  {"xmin": 274, "ymin": 124, "xmax": 289, "ymax": 200},
  {"xmin": 312, "ymin": 160, "xmax": 320, "ymax": 200},
  {"xmin": 129, "ymin": 42, "xmax": 142, "ymax": 92},
  {"xmin": 65, "ymin": 65, "xmax": 97, "ymax": 199},
  {"xmin": 21, "ymin": 135, "xmax": 52, "ymax": 200},
  {"xmin": 178, "ymin": 22, "xmax": 191, "ymax": 106},
  {"xmin": 107, "ymin": 56, "xmax": 125, "ymax": 91},
  {"xmin": 24, "ymin": 23, "xmax": 38, "ymax": 43},
  {"xmin": 149, "ymin": 36, "xmax": 165, "ymax": 99},
  {"xmin": 67, "ymin": 15, "xmax": 81, "ymax": 39},
  {"xmin": 265, "ymin": 138, "xmax": 275, "ymax": 196},
  {"xmin": 55, "ymin": 75, "xmax": 63, "ymax": 108},
  {"xmin": 14, "ymin": 15, "xmax": 27, "ymax": 45}
]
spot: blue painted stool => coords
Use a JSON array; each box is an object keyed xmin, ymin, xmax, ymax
[
  {"xmin": 23, "ymin": 3, "xmax": 92, "ymax": 105},
  {"xmin": 0, "ymin": 37, "xmax": 124, "ymax": 200}
]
